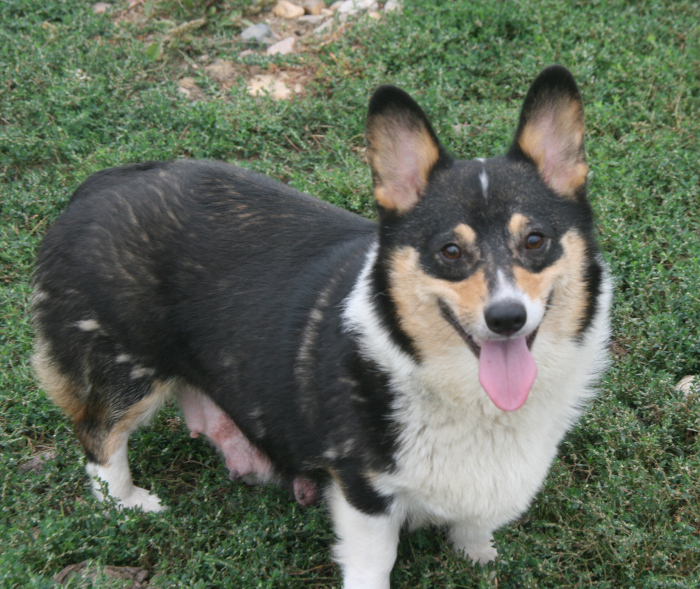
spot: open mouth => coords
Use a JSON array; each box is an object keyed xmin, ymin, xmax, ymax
[
  {"xmin": 438, "ymin": 299, "xmax": 539, "ymax": 412},
  {"xmin": 438, "ymin": 300, "xmax": 539, "ymax": 357}
]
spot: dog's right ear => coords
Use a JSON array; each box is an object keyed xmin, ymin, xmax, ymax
[{"xmin": 366, "ymin": 86, "xmax": 448, "ymax": 216}]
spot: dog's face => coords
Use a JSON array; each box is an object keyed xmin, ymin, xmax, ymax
[{"xmin": 366, "ymin": 67, "xmax": 603, "ymax": 411}]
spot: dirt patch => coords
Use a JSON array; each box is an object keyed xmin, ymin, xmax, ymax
[
  {"xmin": 105, "ymin": 0, "xmax": 400, "ymax": 101},
  {"xmin": 18, "ymin": 450, "xmax": 56, "ymax": 473}
]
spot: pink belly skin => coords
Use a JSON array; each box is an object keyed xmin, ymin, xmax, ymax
[{"xmin": 176, "ymin": 386, "xmax": 317, "ymax": 505}]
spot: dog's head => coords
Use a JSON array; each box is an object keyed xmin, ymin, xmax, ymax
[{"xmin": 366, "ymin": 66, "xmax": 604, "ymax": 411}]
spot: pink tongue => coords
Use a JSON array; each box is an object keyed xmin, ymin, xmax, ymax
[{"xmin": 478, "ymin": 337, "xmax": 537, "ymax": 411}]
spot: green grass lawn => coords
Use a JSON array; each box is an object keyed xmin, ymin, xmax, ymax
[{"xmin": 2, "ymin": 0, "xmax": 699, "ymax": 587}]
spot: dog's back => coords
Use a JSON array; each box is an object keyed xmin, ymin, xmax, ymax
[{"xmin": 33, "ymin": 160, "xmax": 377, "ymax": 484}]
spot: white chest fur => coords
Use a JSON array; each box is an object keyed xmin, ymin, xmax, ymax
[{"xmin": 374, "ymin": 341, "xmax": 592, "ymax": 531}]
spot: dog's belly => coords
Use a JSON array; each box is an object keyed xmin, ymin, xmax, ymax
[
  {"xmin": 177, "ymin": 385, "xmax": 277, "ymax": 484},
  {"xmin": 176, "ymin": 385, "xmax": 319, "ymax": 506}
]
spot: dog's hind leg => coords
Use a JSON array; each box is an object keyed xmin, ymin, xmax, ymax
[
  {"xmin": 33, "ymin": 336, "xmax": 170, "ymax": 512},
  {"xmin": 82, "ymin": 379, "xmax": 171, "ymax": 512}
]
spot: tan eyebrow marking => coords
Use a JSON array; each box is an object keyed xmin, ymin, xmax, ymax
[
  {"xmin": 454, "ymin": 223, "xmax": 477, "ymax": 245},
  {"xmin": 508, "ymin": 213, "xmax": 530, "ymax": 238}
]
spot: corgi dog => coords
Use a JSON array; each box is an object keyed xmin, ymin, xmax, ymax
[{"xmin": 32, "ymin": 65, "xmax": 611, "ymax": 588}]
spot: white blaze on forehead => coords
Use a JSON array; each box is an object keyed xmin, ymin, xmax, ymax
[
  {"xmin": 475, "ymin": 158, "xmax": 488, "ymax": 201},
  {"xmin": 479, "ymin": 170, "xmax": 489, "ymax": 201},
  {"xmin": 76, "ymin": 319, "xmax": 100, "ymax": 331}
]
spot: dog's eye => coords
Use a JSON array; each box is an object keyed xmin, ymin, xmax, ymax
[
  {"xmin": 525, "ymin": 233, "xmax": 545, "ymax": 250},
  {"xmin": 441, "ymin": 244, "xmax": 463, "ymax": 260}
]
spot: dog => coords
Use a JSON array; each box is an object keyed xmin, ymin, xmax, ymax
[{"xmin": 32, "ymin": 65, "xmax": 611, "ymax": 588}]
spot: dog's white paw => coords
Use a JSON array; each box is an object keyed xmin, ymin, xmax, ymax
[
  {"xmin": 449, "ymin": 525, "xmax": 497, "ymax": 564},
  {"xmin": 460, "ymin": 542, "xmax": 497, "ymax": 565},
  {"xmin": 116, "ymin": 486, "xmax": 168, "ymax": 512}
]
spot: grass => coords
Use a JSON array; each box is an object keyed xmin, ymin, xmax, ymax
[{"xmin": 1, "ymin": 0, "xmax": 699, "ymax": 587}]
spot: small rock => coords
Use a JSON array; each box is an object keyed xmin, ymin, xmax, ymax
[
  {"xmin": 240, "ymin": 23, "xmax": 277, "ymax": 44},
  {"xmin": 247, "ymin": 75, "xmax": 292, "ymax": 100},
  {"xmin": 337, "ymin": 0, "xmax": 376, "ymax": 12},
  {"xmin": 298, "ymin": 14, "xmax": 325, "ymax": 24},
  {"xmin": 329, "ymin": 0, "xmax": 344, "ymax": 10},
  {"xmin": 239, "ymin": 49, "xmax": 256, "ymax": 57},
  {"xmin": 336, "ymin": 0, "xmax": 357, "ymax": 14},
  {"xmin": 91, "ymin": 2, "xmax": 111, "ymax": 14},
  {"xmin": 301, "ymin": 0, "xmax": 325, "ymax": 15},
  {"xmin": 104, "ymin": 565, "xmax": 149, "ymax": 585},
  {"xmin": 321, "ymin": 7, "xmax": 333, "ymax": 15},
  {"xmin": 273, "ymin": 0, "xmax": 305, "ymax": 18},
  {"xmin": 369, "ymin": 10, "xmax": 381, "ymax": 19},
  {"xmin": 18, "ymin": 450, "xmax": 56, "ymax": 474},
  {"xmin": 177, "ymin": 78, "xmax": 204, "ymax": 101},
  {"xmin": 204, "ymin": 60, "xmax": 237, "ymax": 84},
  {"xmin": 383, "ymin": 0, "xmax": 402, "ymax": 11},
  {"xmin": 54, "ymin": 562, "xmax": 87, "ymax": 584},
  {"xmin": 266, "ymin": 36, "xmax": 296, "ymax": 56},
  {"xmin": 675, "ymin": 375, "xmax": 697, "ymax": 395},
  {"xmin": 313, "ymin": 19, "xmax": 333, "ymax": 35},
  {"xmin": 178, "ymin": 77, "xmax": 196, "ymax": 89}
]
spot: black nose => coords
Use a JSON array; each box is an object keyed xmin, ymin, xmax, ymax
[{"xmin": 485, "ymin": 301, "xmax": 527, "ymax": 336}]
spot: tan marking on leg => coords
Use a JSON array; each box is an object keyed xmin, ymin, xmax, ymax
[
  {"xmin": 513, "ymin": 230, "xmax": 588, "ymax": 337},
  {"xmin": 32, "ymin": 337, "xmax": 85, "ymax": 421},
  {"xmin": 389, "ymin": 247, "xmax": 489, "ymax": 358},
  {"xmin": 102, "ymin": 379, "xmax": 174, "ymax": 459}
]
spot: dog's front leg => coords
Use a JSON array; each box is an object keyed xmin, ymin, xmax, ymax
[
  {"xmin": 448, "ymin": 522, "xmax": 497, "ymax": 564},
  {"xmin": 328, "ymin": 482, "xmax": 400, "ymax": 589}
]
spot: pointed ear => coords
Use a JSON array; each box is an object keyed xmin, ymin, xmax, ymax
[
  {"xmin": 509, "ymin": 66, "xmax": 588, "ymax": 199},
  {"xmin": 366, "ymin": 86, "xmax": 447, "ymax": 215}
]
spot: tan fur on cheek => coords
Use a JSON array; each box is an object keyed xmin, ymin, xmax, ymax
[
  {"xmin": 389, "ymin": 247, "xmax": 488, "ymax": 357},
  {"xmin": 513, "ymin": 230, "xmax": 589, "ymax": 338}
]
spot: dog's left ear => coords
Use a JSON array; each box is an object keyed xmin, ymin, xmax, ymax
[
  {"xmin": 366, "ymin": 86, "xmax": 448, "ymax": 215},
  {"xmin": 509, "ymin": 66, "xmax": 588, "ymax": 199}
]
